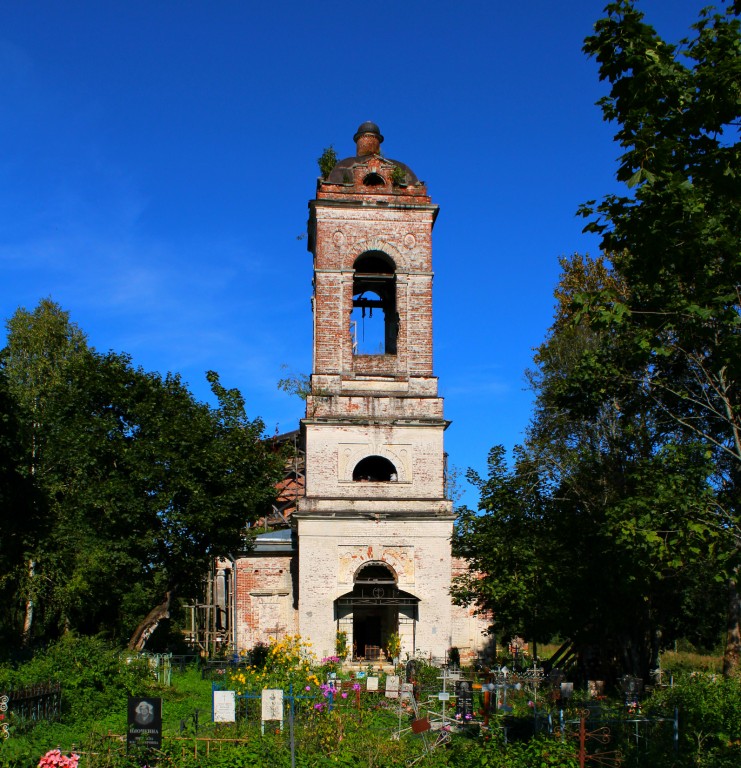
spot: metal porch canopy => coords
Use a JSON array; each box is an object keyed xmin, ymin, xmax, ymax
[{"xmin": 336, "ymin": 586, "xmax": 419, "ymax": 607}]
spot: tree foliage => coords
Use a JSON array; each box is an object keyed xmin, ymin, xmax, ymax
[
  {"xmin": 0, "ymin": 370, "xmax": 36, "ymax": 645},
  {"xmin": 454, "ymin": 2, "xmax": 741, "ymax": 681},
  {"xmin": 317, "ymin": 145, "xmax": 338, "ymax": 179},
  {"xmin": 454, "ymin": 255, "xmax": 728, "ymax": 681},
  {"xmin": 0, "ymin": 300, "xmax": 284, "ymax": 648},
  {"xmin": 574, "ymin": 0, "xmax": 741, "ymax": 674},
  {"xmin": 577, "ymin": 0, "xmax": 741, "ymax": 466}
]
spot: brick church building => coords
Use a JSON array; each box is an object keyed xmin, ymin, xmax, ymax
[{"xmin": 215, "ymin": 123, "xmax": 489, "ymax": 662}]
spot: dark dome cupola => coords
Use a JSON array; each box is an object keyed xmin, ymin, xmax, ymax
[
  {"xmin": 320, "ymin": 122, "xmax": 424, "ymax": 194},
  {"xmin": 353, "ymin": 121, "xmax": 384, "ymax": 156}
]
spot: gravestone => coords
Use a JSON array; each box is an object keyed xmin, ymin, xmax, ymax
[
  {"xmin": 385, "ymin": 675, "xmax": 400, "ymax": 698},
  {"xmin": 261, "ymin": 689, "xmax": 283, "ymax": 723},
  {"xmin": 127, "ymin": 697, "xmax": 162, "ymax": 751},
  {"xmin": 213, "ymin": 690, "xmax": 236, "ymax": 723},
  {"xmin": 455, "ymin": 681, "xmax": 473, "ymax": 719}
]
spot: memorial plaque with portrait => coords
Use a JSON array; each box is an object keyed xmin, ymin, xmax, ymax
[
  {"xmin": 455, "ymin": 680, "xmax": 473, "ymax": 719},
  {"xmin": 127, "ymin": 697, "xmax": 162, "ymax": 750}
]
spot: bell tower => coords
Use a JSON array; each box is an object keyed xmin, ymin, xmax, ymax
[{"xmin": 295, "ymin": 122, "xmax": 454, "ymax": 660}]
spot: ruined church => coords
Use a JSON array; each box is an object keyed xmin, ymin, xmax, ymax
[{"xmin": 212, "ymin": 123, "xmax": 488, "ymax": 662}]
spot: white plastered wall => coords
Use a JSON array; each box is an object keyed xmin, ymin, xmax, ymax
[{"xmin": 296, "ymin": 517, "xmax": 453, "ymax": 660}]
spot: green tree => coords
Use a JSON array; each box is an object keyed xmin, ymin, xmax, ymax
[
  {"xmin": 1, "ymin": 300, "xmax": 284, "ymax": 648},
  {"xmin": 575, "ymin": 0, "xmax": 741, "ymax": 674},
  {"xmin": 454, "ymin": 255, "xmax": 728, "ymax": 681},
  {"xmin": 0, "ymin": 370, "xmax": 36, "ymax": 645},
  {"xmin": 1, "ymin": 299, "xmax": 90, "ymax": 643},
  {"xmin": 453, "ymin": 445, "xmax": 563, "ymax": 645},
  {"xmin": 317, "ymin": 145, "xmax": 338, "ymax": 179},
  {"xmin": 543, "ymin": 259, "xmax": 728, "ymax": 678}
]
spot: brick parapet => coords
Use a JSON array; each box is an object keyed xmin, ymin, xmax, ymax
[{"xmin": 305, "ymin": 394, "xmax": 444, "ymax": 420}]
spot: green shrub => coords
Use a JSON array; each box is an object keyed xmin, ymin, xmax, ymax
[
  {"xmin": 446, "ymin": 733, "xmax": 579, "ymax": 768},
  {"xmin": 0, "ymin": 635, "xmax": 152, "ymax": 726},
  {"xmin": 317, "ymin": 146, "xmax": 337, "ymax": 179},
  {"xmin": 0, "ymin": 737, "xmax": 35, "ymax": 768},
  {"xmin": 646, "ymin": 673, "xmax": 741, "ymax": 767},
  {"xmin": 247, "ymin": 642, "xmax": 270, "ymax": 669},
  {"xmin": 406, "ymin": 657, "xmax": 442, "ymax": 692}
]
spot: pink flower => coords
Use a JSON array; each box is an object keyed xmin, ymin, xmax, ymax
[
  {"xmin": 341, "ymin": 692, "xmax": 348, "ymax": 698},
  {"xmin": 352, "ymin": 683, "xmax": 361, "ymax": 691},
  {"xmin": 305, "ymin": 685, "xmax": 311, "ymax": 691},
  {"xmin": 38, "ymin": 751, "xmax": 80, "ymax": 768}
]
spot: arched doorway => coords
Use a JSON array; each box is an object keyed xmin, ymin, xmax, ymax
[{"xmin": 335, "ymin": 562, "xmax": 419, "ymax": 661}]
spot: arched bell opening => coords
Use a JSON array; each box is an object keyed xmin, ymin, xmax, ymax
[
  {"xmin": 351, "ymin": 251, "xmax": 398, "ymax": 355},
  {"xmin": 352, "ymin": 455, "xmax": 398, "ymax": 482}
]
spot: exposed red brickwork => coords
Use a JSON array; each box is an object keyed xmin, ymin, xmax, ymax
[
  {"xmin": 450, "ymin": 556, "xmax": 495, "ymax": 662},
  {"xmin": 355, "ymin": 134, "xmax": 380, "ymax": 155},
  {"xmin": 309, "ymin": 135, "xmax": 437, "ymax": 387},
  {"xmin": 235, "ymin": 553, "xmax": 298, "ymax": 648}
]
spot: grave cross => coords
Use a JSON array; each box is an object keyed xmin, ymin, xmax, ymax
[
  {"xmin": 285, "ymin": 683, "xmax": 314, "ymax": 768},
  {"xmin": 266, "ymin": 624, "xmax": 283, "ymax": 643}
]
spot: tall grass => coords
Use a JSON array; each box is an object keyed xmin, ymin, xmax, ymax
[{"xmin": 660, "ymin": 649, "xmax": 723, "ymax": 676}]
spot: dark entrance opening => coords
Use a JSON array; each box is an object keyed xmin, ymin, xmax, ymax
[
  {"xmin": 335, "ymin": 562, "xmax": 419, "ymax": 661},
  {"xmin": 353, "ymin": 604, "xmax": 398, "ymax": 660}
]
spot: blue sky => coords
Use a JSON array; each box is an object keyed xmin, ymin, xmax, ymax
[{"xmin": 0, "ymin": 0, "xmax": 708, "ymax": 507}]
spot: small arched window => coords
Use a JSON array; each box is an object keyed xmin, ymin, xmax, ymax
[
  {"xmin": 353, "ymin": 455, "xmax": 398, "ymax": 482},
  {"xmin": 354, "ymin": 561, "xmax": 397, "ymax": 584},
  {"xmin": 363, "ymin": 172, "xmax": 385, "ymax": 187}
]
